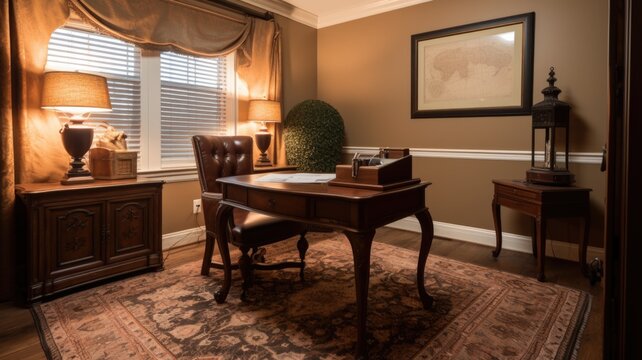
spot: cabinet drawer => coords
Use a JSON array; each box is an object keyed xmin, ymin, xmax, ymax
[{"xmin": 247, "ymin": 190, "xmax": 308, "ymax": 218}]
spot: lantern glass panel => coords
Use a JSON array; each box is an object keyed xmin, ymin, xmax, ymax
[{"xmin": 532, "ymin": 127, "xmax": 569, "ymax": 171}]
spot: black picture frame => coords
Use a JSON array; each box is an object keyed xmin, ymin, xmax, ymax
[{"xmin": 411, "ymin": 12, "xmax": 535, "ymax": 118}]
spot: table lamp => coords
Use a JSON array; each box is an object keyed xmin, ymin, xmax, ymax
[
  {"xmin": 41, "ymin": 71, "xmax": 112, "ymax": 185},
  {"xmin": 248, "ymin": 99, "xmax": 281, "ymax": 167}
]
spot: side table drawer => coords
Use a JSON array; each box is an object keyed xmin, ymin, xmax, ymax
[
  {"xmin": 495, "ymin": 183, "xmax": 539, "ymax": 201},
  {"xmin": 497, "ymin": 196, "xmax": 539, "ymax": 216}
]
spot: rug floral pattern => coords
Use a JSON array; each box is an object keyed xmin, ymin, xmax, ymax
[{"xmin": 33, "ymin": 233, "xmax": 590, "ymax": 359}]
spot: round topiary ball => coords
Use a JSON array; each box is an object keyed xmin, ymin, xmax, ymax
[{"xmin": 284, "ymin": 100, "xmax": 345, "ymax": 173}]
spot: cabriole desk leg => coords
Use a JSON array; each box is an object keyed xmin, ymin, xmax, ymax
[
  {"xmin": 345, "ymin": 229, "xmax": 375, "ymax": 360},
  {"xmin": 214, "ymin": 204, "xmax": 234, "ymax": 304},
  {"xmin": 415, "ymin": 208, "xmax": 435, "ymax": 309}
]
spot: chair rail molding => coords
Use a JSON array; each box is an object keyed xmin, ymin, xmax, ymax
[{"xmin": 343, "ymin": 146, "xmax": 602, "ymax": 164}]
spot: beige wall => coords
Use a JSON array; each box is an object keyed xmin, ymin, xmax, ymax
[
  {"xmin": 320, "ymin": 0, "xmax": 607, "ymax": 247},
  {"xmin": 160, "ymin": 15, "xmax": 317, "ymax": 235}
]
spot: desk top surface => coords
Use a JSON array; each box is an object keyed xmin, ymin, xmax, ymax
[{"xmin": 218, "ymin": 173, "xmax": 431, "ymax": 200}]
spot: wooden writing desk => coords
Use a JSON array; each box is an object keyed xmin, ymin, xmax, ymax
[
  {"xmin": 210, "ymin": 173, "xmax": 434, "ymax": 359},
  {"xmin": 491, "ymin": 179, "xmax": 591, "ymax": 281}
]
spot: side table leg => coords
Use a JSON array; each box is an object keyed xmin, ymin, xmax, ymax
[
  {"xmin": 214, "ymin": 204, "xmax": 234, "ymax": 304},
  {"xmin": 415, "ymin": 208, "xmax": 434, "ymax": 309},
  {"xmin": 345, "ymin": 230, "xmax": 375, "ymax": 360},
  {"xmin": 536, "ymin": 217, "xmax": 547, "ymax": 282},
  {"xmin": 580, "ymin": 211, "xmax": 591, "ymax": 276},
  {"xmin": 531, "ymin": 218, "xmax": 538, "ymax": 258},
  {"xmin": 492, "ymin": 197, "xmax": 503, "ymax": 257}
]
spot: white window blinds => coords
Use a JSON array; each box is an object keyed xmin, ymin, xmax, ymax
[
  {"xmin": 46, "ymin": 26, "xmax": 234, "ymax": 172},
  {"xmin": 47, "ymin": 27, "xmax": 142, "ymax": 152},
  {"xmin": 160, "ymin": 52, "xmax": 228, "ymax": 167}
]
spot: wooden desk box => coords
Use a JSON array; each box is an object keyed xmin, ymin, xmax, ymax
[
  {"xmin": 329, "ymin": 155, "xmax": 419, "ymax": 190},
  {"xmin": 89, "ymin": 148, "xmax": 137, "ymax": 179}
]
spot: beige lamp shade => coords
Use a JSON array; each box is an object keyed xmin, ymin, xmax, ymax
[
  {"xmin": 248, "ymin": 100, "xmax": 281, "ymax": 123},
  {"xmin": 41, "ymin": 71, "xmax": 112, "ymax": 114}
]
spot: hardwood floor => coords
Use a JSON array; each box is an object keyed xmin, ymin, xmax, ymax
[{"xmin": 0, "ymin": 228, "xmax": 603, "ymax": 359}]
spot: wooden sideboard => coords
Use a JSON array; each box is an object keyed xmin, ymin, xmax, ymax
[{"xmin": 15, "ymin": 179, "xmax": 164, "ymax": 303}]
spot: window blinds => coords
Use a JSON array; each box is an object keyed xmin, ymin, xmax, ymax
[
  {"xmin": 160, "ymin": 52, "xmax": 228, "ymax": 167},
  {"xmin": 47, "ymin": 27, "xmax": 142, "ymax": 152},
  {"xmin": 47, "ymin": 26, "xmax": 231, "ymax": 170}
]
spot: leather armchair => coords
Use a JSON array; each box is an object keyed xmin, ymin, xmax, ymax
[{"xmin": 192, "ymin": 135, "xmax": 308, "ymax": 302}]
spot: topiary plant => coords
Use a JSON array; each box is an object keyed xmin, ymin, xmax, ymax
[{"xmin": 284, "ymin": 100, "xmax": 345, "ymax": 173}]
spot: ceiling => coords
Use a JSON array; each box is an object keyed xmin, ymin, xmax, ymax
[{"xmin": 243, "ymin": 0, "xmax": 433, "ymax": 28}]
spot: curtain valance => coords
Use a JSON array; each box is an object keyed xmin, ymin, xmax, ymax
[{"xmin": 67, "ymin": 0, "xmax": 253, "ymax": 58}]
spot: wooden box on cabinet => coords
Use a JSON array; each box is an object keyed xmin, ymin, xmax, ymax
[{"xmin": 15, "ymin": 179, "xmax": 164, "ymax": 303}]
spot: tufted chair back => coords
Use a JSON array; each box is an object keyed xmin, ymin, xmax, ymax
[{"xmin": 192, "ymin": 135, "xmax": 254, "ymax": 194}]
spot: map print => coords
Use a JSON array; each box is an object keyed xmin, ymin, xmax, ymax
[{"xmin": 422, "ymin": 31, "xmax": 517, "ymax": 107}]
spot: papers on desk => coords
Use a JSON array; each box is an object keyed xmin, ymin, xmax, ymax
[{"xmin": 257, "ymin": 173, "xmax": 336, "ymax": 183}]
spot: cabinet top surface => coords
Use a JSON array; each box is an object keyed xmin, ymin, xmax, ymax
[
  {"xmin": 493, "ymin": 179, "xmax": 591, "ymax": 192},
  {"xmin": 16, "ymin": 178, "xmax": 164, "ymax": 195}
]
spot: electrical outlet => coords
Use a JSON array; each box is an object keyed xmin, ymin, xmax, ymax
[{"xmin": 193, "ymin": 199, "xmax": 202, "ymax": 214}]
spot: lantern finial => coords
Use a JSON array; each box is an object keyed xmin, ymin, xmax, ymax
[{"xmin": 542, "ymin": 66, "xmax": 562, "ymax": 99}]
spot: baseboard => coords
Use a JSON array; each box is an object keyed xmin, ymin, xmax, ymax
[
  {"xmin": 162, "ymin": 226, "xmax": 206, "ymax": 250},
  {"xmin": 163, "ymin": 220, "xmax": 605, "ymax": 263},
  {"xmin": 387, "ymin": 217, "xmax": 604, "ymax": 262}
]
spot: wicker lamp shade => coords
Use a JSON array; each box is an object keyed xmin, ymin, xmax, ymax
[{"xmin": 41, "ymin": 71, "xmax": 112, "ymax": 115}]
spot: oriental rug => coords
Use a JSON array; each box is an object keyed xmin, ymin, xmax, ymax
[{"xmin": 32, "ymin": 233, "xmax": 590, "ymax": 360}]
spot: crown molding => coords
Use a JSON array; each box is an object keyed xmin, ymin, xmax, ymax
[
  {"xmin": 241, "ymin": 0, "xmax": 432, "ymax": 29},
  {"xmin": 241, "ymin": 0, "xmax": 317, "ymax": 28},
  {"xmin": 316, "ymin": 0, "xmax": 433, "ymax": 28}
]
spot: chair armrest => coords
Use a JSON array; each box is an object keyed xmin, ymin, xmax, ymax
[{"xmin": 201, "ymin": 192, "xmax": 222, "ymax": 201}]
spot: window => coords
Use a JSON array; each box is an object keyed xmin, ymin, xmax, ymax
[{"xmin": 46, "ymin": 25, "xmax": 235, "ymax": 171}]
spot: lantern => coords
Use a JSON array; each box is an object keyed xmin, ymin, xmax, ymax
[{"xmin": 526, "ymin": 67, "xmax": 575, "ymax": 185}]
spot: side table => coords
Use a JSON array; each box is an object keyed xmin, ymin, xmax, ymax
[{"xmin": 491, "ymin": 179, "xmax": 591, "ymax": 281}]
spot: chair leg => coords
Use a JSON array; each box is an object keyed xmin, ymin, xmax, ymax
[
  {"xmin": 238, "ymin": 245, "xmax": 253, "ymax": 301},
  {"xmin": 201, "ymin": 230, "xmax": 216, "ymax": 276},
  {"xmin": 297, "ymin": 232, "xmax": 309, "ymax": 281}
]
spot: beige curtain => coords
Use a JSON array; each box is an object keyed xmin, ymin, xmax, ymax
[
  {"xmin": 0, "ymin": 0, "xmax": 69, "ymax": 301},
  {"xmin": 236, "ymin": 18, "xmax": 283, "ymax": 164}
]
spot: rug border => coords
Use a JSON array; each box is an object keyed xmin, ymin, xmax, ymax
[
  {"xmin": 569, "ymin": 293, "xmax": 593, "ymax": 360},
  {"xmin": 31, "ymin": 304, "xmax": 61, "ymax": 360}
]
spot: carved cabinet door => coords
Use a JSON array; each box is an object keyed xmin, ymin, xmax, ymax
[
  {"xmin": 45, "ymin": 202, "xmax": 105, "ymax": 278},
  {"xmin": 107, "ymin": 197, "xmax": 153, "ymax": 262}
]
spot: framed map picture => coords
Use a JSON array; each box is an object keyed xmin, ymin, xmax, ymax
[{"xmin": 411, "ymin": 13, "xmax": 534, "ymax": 118}]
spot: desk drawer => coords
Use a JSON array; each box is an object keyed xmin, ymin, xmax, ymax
[{"xmin": 247, "ymin": 190, "xmax": 308, "ymax": 218}]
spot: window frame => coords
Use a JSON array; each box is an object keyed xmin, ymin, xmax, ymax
[{"xmin": 47, "ymin": 20, "xmax": 237, "ymax": 181}]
